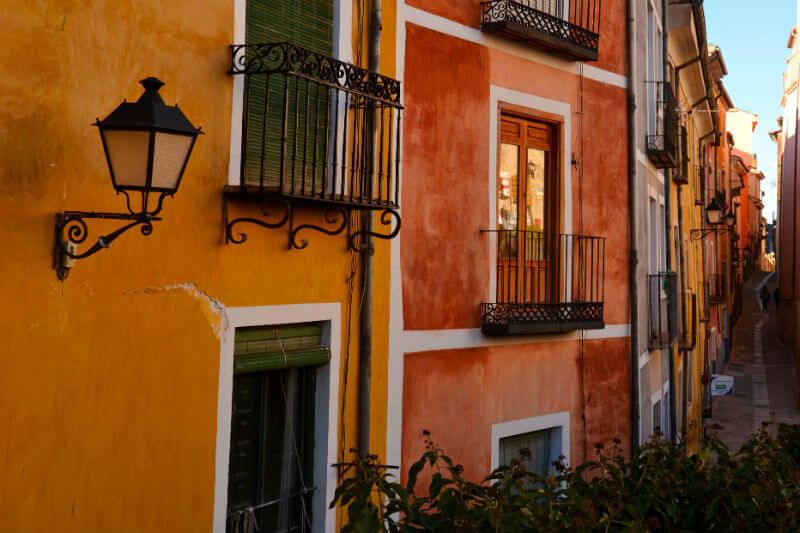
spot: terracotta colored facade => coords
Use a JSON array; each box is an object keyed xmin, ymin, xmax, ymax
[{"xmin": 391, "ymin": 0, "xmax": 632, "ymax": 481}]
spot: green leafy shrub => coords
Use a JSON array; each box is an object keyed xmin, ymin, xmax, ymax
[{"xmin": 332, "ymin": 424, "xmax": 800, "ymax": 532}]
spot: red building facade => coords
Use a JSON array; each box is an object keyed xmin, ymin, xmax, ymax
[{"xmin": 387, "ymin": 0, "xmax": 632, "ymax": 479}]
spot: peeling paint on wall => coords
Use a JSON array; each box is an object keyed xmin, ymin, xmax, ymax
[{"xmin": 124, "ymin": 283, "xmax": 228, "ymax": 339}]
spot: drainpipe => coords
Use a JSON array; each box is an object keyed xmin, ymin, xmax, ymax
[
  {"xmin": 626, "ymin": 0, "xmax": 640, "ymax": 452},
  {"xmin": 677, "ymin": 174, "xmax": 688, "ymax": 440},
  {"xmin": 663, "ymin": 0, "xmax": 678, "ymax": 445},
  {"xmin": 359, "ymin": 0, "xmax": 381, "ymax": 455},
  {"xmin": 793, "ymin": 86, "xmax": 799, "ymax": 407}
]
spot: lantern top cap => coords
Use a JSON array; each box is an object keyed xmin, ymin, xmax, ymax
[
  {"xmin": 707, "ymin": 198, "xmax": 723, "ymax": 212},
  {"xmin": 93, "ymin": 76, "xmax": 202, "ymax": 136}
]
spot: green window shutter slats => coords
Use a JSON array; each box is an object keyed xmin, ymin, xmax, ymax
[
  {"xmin": 235, "ymin": 345, "xmax": 331, "ymax": 373},
  {"xmin": 244, "ymin": 0, "xmax": 333, "ymax": 189},
  {"xmin": 234, "ymin": 323, "xmax": 330, "ymax": 374}
]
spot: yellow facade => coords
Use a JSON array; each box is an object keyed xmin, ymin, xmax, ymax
[
  {"xmin": 0, "ymin": 1, "xmax": 396, "ymax": 531},
  {"xmin": 669, "ymin": 84, "xmax": 708, "ymax": 454}
]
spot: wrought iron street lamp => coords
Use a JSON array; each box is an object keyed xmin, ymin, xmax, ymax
[
  {"xmin": 53, "ymin": 77, "xmax": 202, "ymax": 279},
  {"xmin": 725, "ymin": 211, "xmax": 736, "ymax": 229},
  {"xmin": 704, "ymin": 198, "xmax": 723, "ymax": 226},
  {"xmin": 690, "ymin": 199, "xmax": 734, "ymax": 240}
]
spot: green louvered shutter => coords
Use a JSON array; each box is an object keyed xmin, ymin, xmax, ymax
[
  {"xmin": 244, "ymin": 0, "xmax": 333, "ymax": 191},
  {"xmin": 227, "ymin": 323, "xmax": 325, "ymax": 531}
]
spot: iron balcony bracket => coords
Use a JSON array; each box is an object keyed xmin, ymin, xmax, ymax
[
  {"xmin": 52, "ymin": 191, "xmax": 171, "ymax": 280},
  {"xmin": 222, "ymin": 190, "xmax": 400, "ymax": 253}
]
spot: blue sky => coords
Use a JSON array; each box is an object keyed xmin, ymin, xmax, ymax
[{"xmin": 705, "ymin": 0, "xmax": 796, "ymax": 221}]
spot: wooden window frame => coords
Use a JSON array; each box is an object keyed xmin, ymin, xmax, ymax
[{"xmin": 497, "ymin": 103, "xmax": 564, "ymax": 236}]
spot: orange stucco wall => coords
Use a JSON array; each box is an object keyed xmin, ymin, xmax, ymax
[
  {"xmin": 401, "ymin": 337, "xmax": 631, "ymax": 482},
  {"xmin": 398, "ymin": 10, "xmax": 631, "ymax": 481},
  {"xmin": 406, "ymin": 0, "xmax": 627, "ymax": 76},
  {"xmin": 401, "ymin": 24, "xmax": 629, "ymax": 330},
  {"xmin": 0, "ymin": 1, "xmax": 397, "ymax": 531}
]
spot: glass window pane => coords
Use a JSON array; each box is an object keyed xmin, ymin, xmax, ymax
[
  {"xmin": 151, "ymin": 132, "xmax": 193, "ymax": 190},
  {"xmin": 102, "ymin": 129, "xmax": 149, "ymax": 188},
  {"xmin": 498, "ymin": 142, "xmax": 520, "ymax": 261},
  {"xmin": 498, "ymin": 142, "xmax": 519, "ymax": 230},
  {"xmin": 525, "ymin": 148, "xmax": 547, "ymax": 233}
]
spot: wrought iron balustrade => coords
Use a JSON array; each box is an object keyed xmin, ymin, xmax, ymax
[
  {"xmin": 481, "ymin": 0, "xmax": 601, "ymax": 61},
  {"xmin": 648, "ymin": 271, "xmax": 677, "ymax": 350},
  {"xmin": 707, "ymin": 274, "xmax": 725, "ymax": 304},
  {"xmin": 646, "ymin": 81, "xmax": 679, "ymax": 169},
  {"xmin": 224, "ymin": 42, "xmax": 403, "ymax": 250},
  {"xmin": 482, "ymin": 229, "xmax": 605, "ymax": 335},
  {"xmin": 672, "ymin": 126, "xmax": 689, "ymax": 184}
]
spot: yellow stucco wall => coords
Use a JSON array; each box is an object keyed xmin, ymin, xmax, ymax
[
  {"xmin": 0, "ymin": 1, "xmax": 396, "ymax": 530},
  {"xmin": 668, "ymin": 90, "xmax": 706, "ymax": 453}
]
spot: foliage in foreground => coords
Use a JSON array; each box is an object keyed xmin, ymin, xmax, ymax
[{"xmin": 332, "ymin": 424, "xmax": 800, "ymax": 532}]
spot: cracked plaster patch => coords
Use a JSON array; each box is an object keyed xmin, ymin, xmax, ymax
[{"xmin": 124, "ymin": 283, "xmax": 228, "ymax": 339}]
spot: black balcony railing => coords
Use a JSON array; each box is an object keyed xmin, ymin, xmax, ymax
[
  {"xmin": 481, "ymin": 229, "xmax": 605, "ymax": 335},
  {"xmin": 672, "ymin": 126, "xmax": 689, "ymax": 184},
  {"xmin": 707, "ymin": 273, "xmax": 725, "ymax": 304},
  {"xmin": 648, "ymin": 271, "xmax": 677, "ymax": 350},
  {"xmin": 223, "ymin": 42, "xmax": 403, "ymax": 250},
  {"xmin": 481, "ymin": 0, "xmax": 601, "ymax": 61},
  {"xmin": 646, "ymin": 81, "xmax": 679, "ymax": 169}
]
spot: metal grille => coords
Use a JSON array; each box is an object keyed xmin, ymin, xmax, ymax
[
  {"xmin": 482, "ymin": 229, "xmax": 605, "ymax": 334},
  {"xmin": 648, "ymin": 271, "xmax": 677, "ymax": 350},
  {"xmin": 230, "ymin": 42, "xmax": 402, "ymax": 208},
  {"xmin": 481, "ymin": 0, "xmax": 601, "ymax": 59},
  {"xmin": 707, "ymin": 274, "xmax": 725, "ymax": 304},
  {"xmin": 646, "ymin": 81, "xmax": 679, "ymax": 169}
]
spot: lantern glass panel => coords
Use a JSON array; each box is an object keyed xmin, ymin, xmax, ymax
[
  {"xmin": 706, "ymin": 207, "xmax": 722, "ymax": 225},
  {"xmin": 151, "ymin": 132, "xmax": 194, "ymax": 191},
  {"xmin": 103, "ymin": 129, "xmax": 150, "ymax": 189}
]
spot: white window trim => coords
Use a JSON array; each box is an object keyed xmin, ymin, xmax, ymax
[
  {"xmin": 491, "ymin": 411, "xmax": 570, "ymax": 471},
  {"xmin": 488, "ymin": 85, "xmax": 572, "ymax": 302},
  {"xmin": 213, "ymin": 303, "xmax": 342, "ymax": 533},
  {"xmin": 227, "ymin": 0, "xmax": 353, "ymax": 186}
]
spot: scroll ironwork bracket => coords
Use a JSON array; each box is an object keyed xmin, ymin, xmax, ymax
[
  {"xmin": 223, "ymin": 192, "xmax": 401, "ymax": 252},
  {"xmin": 690, "ymin": 227, "xmax": 731, "ymax": 241},
  {"xmin": 53, "ymin": 191, "xmax": 170, "ymax": 280}
]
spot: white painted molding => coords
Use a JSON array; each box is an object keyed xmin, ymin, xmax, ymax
[
  {"xmin": 491, "ymin": 411, "xmax": 571, "ymax": 471},
  {"xmin": 488, "ymin": 85, "xmax": 573, "ymax": 301},
  {"xmin": 403, "ymin": 5, "xmax": 628, "ymax": 89},
  {"xmin": 401, "ymin": 324, "xmax": 631, "ymax": 354}
]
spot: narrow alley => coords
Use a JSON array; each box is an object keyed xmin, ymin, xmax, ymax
[{"xmin": 707, "ymin": 272, "xmax": 800, "ymax": 451}]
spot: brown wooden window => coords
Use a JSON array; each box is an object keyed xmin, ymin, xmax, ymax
[{"xmin": 484, "ymin": 112, "xmax": 605, "ymax": 335}]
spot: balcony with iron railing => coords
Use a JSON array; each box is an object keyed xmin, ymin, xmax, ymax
[
  {"xmin": 707, "ymin": 273, "xmax": 725, "ymax": 304},
  {"xmin": 648, "ymin": 271, "xmax": 677, "ymax": 350},
  {"xmin": 646, "ymin": 81, "xmax": 679, "ymax": 169},
  {"xmin": 480, "ymin": 0, "xmax": 601, "ymax": 61},
  {"xmin": 672, "ymin": 126, "xmax": 689, "ymax": 184},
  {"xmin": 481, "ymin": 229, "xmax": 605, "ymax": 335},
  {"xmin": 223, "ymin": 42, "xmax": 403, "ymax": 250}
]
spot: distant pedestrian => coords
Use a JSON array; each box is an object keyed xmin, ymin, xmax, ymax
[
  {"xmin": 760, "ymin": 285, "xmax": 771, "ymax": 313},
  {"xmin": 774, "ymin": 285, "xmax": 781, "ymax": 311}
]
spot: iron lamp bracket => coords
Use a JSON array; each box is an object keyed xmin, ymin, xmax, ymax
[
  {"xmin": 53, "ymin": 191, "xmax": 170, "ymax": 280},
  {"xmin": 690, "ymin": 227, "xmax": 732, "ymax": 241}
]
